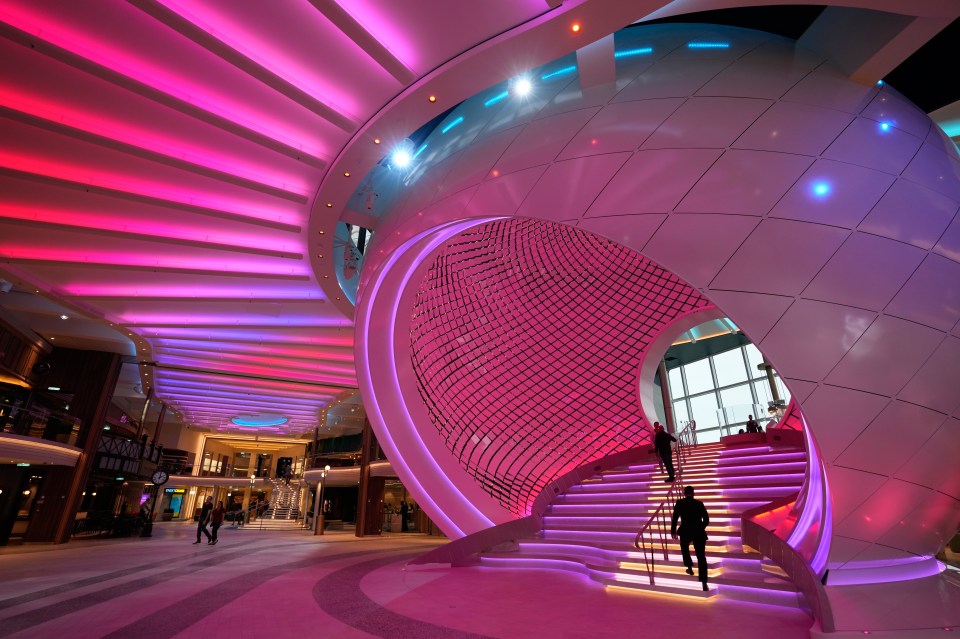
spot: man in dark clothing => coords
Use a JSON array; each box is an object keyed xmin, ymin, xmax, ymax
[
  {"xmin": 653, "ymin": 422, "xmax": 676, "ymax": 482},
  {"xmin": 671, "ymin": 485, "xmax": 710, "ymax": 590},
  {"xmin": 745, "ymin": 415, "xmax": 761, "ymax": 434},
  {"xmin": 195, "ymin": 496, "xmax": 213, "ymax": 544}
]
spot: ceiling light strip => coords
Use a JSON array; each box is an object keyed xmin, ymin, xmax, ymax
[
  {"xmin": 129, "ymin": 0, "xmax": 359, "ymax": 131},
  {"xmin": 0, "ymin": 165, "xmax": 303, "ymax": 233},
  {"xmin": 305, "ymin": 0, "xmax": 416, "ymax": 85},
  {"xmin": 0, "ymin": 20, "xmax": 329, "ymax": 166},
  {"xmin": 0, "ymin": 103, "xmax": 309, "ymax": 202}
]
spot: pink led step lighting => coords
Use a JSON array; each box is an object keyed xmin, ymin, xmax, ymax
[{"xmin": 481, "ymin": 439, "xmax": 818, "ymax": 605}]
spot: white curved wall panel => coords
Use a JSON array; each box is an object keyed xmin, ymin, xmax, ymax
[{"xmin": 357, "ymin": 25, "xmax": 960, "ymax": 578}]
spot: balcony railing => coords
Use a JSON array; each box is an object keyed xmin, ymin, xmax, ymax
[{"xmin": 94, "ymin": 432, "xmax": 162, "ymax": 477}]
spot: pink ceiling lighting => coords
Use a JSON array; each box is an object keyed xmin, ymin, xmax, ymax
[
  {"xmin": 0, "ymin": 0, "xmax": 569, "ymax": 437},
  {"xmin": 0, "ymin": 0, "xmax": 423, "ymax": 434}
]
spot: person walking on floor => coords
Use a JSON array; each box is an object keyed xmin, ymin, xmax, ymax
[
  {"xmin": 653, "ymin": 422, "xmax": 676, "ymax": 482},
  {"xmin": 671, "ymin": 485, "xmax": 711, "ymax": 591},
  {"xmin": 194, "ymin": 496, "xmax": 213, "ymax": 544},
  {"xmin": 400, "ymin": 500, "xmax": 409, "ymax": 532},
  {"xmin": 210, "ymin": 500, "xmax": 225, "ymax": 545},
  {"xmin": 745, "ymin": 415, "xmax": 761, "ymax": 433}
]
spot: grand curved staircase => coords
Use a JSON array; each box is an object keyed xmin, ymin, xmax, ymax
[
  {"xmin": 244, "ymin": 478, "xmax": 304, "ymax": 531},
  {"xmin": 481, "ymin": 441, "xmax": 808, "ymax": 607}
]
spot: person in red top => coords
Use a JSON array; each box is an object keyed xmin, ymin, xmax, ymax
[{"xmin": 210, "ymin": 501, "xmax": 225, "ymax": 545}]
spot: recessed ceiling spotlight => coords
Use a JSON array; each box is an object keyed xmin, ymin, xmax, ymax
[
  {"xmin": 391, "ymin": 146, "xmax": 412, "ymax": 168},
  {"xmin": 60, "ymin": 314, "xmax": 68, "ymax": 320},
  {"xmin": 810, "ymin": 180, "xmax": 832, "ymax": 198},
  {"xmin": 326, "ymin": 203, "xmax": 332, "ymax": 207},
  {"xmin": 512, "ymin": 76, "xmax": 533, "ymax": 97},
  {"xmin": 428, "ymin": 95, "xmax": 437, "ymax": 103},
  {"xmin": 373, "ymin": 138, "xmax": 381, "ymax": 144},
  {"xmin": 319, "ymin": 230, "xmax": 325, "ymax": 234},
  {"xmin": 571, "ymin": 23, "xmax": 581, "ymax": 33},
  {"xmin": 343, "ymin": 172, "xmax": 350, "ymax": 177}
]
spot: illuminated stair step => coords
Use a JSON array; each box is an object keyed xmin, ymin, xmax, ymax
[
  {"xmin": 479, "ymin": 556, "xmax": 719, "ymax": 598},
  {"xmin": 544, "ymin": 514, "xmax": 739, "ymax": 526},
  {"xmin": 521, "ymin": 539, "xmax": 759, "ymax": 561},
  {"xmin": 587, "ymin": 470, "xmax": 806, "ymax": 487},
  {"xmin": 619, "ymin": 561, "xmax": 722, "ymax": 576},
  {"xmin": 557, "ymin": 493, "xmax": 773, "ymax": 506},
  {"xmin": 579, "ymin": 482, "xmax": 802, "ymax": 495},
  {"xmin": 543, "ymin": 521, "xmax": 739, "ymax": 534},
  {"xmin": 547, "ymin": 504, "xmax": 750, "ymax": 517},
  {"xmin": 607, "ymin": 572, "xmax": 718, "ymax": 592}
]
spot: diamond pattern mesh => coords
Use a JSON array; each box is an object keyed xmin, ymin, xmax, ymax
[{"xmin": 410, "ymin": 218, "xmax": 710, "ymax": 515}]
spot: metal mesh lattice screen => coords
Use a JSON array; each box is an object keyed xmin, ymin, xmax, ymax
[{"xmin": 410, "ymin": 218, "xmax": 710, "ymax": 515}]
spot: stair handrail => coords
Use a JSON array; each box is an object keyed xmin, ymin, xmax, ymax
[
  {"xmin": 676, "ymin": 420, "xmax": 697, "ymax": 464},
  {"xmin": 632, "ymin": 420, "xmax": 697, "ymax": 585},
  {"xmin": 741, "ymin": 493, "xmax": 835, "ymax": 632}
]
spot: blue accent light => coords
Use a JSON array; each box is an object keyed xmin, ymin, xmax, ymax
[
  {"xmin": 939, "ymin": 120, "xmax": 960, "ymax": 138},
  {"xmin": 877, "ymin": 80, "xmax": 885, "ymax": 86},
  {"xmin": 810, "ymin": 180, "xmax": 832, "ymax": 198},
  {"xmin": 231, "ymin": 414, "xmax": 288, "ymax": 427},
  {"xmin": 614, "ymin": 47, "xmax": 653, "ymax": 59},
  {"xmin": 483, "ymin": 90, "xmax": 509, "ymax": 107},
  {"xmin": 414, "ymin": 143, "xmax": 428, "ymax": 158},
  {"xmin": 687, "ymin": 42, "xmax": 730, "ymax": 49},
  {"xmin": 878, "ymin": 121, "xmax": 892, "ymax": 133},
  {"xmin": 540, "ymin": 65, "xmax": 577, "ymax": 81},
  {"xmin": 441, "ymin": 116, "xmax": 464, "ymax": 134}
]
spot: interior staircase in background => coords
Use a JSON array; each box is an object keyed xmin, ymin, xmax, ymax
[
  {"xmin": 254, "ymin": 478, "xmax": 303, "ymax": 529},
  {"xmin": 481, "ymin": 441, "xmax": 807, "ymax": 607}
]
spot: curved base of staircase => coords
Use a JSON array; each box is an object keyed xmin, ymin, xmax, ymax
[{"xmin": 474, "ymin": 441, "xmax": 810, "ymax": 611}]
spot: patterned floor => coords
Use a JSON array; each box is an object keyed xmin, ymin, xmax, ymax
[{"xmin": 0, "ymin": 523, "xmax": 813, "ymax": 638}]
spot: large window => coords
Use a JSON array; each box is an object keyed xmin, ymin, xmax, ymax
[{"xmin": 666, "ymin": 342, "xmax": 790, "ymax": 443}]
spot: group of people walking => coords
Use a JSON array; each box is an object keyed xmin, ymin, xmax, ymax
[
  {"xmin": 194, "ymin": 496, "xmax": 224, "ymax": 545},
  {"xmin": 653, "ymin": 421, "xmax": 710, "ymax": 591}
]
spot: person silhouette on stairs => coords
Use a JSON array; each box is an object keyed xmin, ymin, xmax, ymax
[
  {"xmin": 653, "ymin": 422, "xmax": 676, "ymax": 482},
  {"xmin": 671, "ymin": 485, "xmax": 710, "ymax": 591}
]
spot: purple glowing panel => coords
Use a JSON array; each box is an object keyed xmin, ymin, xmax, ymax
[
  {"xmin": 825, "ymin": 556, "xmax": 945, "ymax": 586},
  {"xmin": 785, "ymin": 411, "xmax": 832, "ymax": 578},
  {"xmin": 410, "ymin": 218, "xmax": 710, "ymax": 515}
]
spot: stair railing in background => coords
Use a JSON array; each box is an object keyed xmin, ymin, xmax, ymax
[
  {"xmin": 676, "ymin": 419, "xmax": 697, "ymax": 463},
  {"xmin": 633, "ymin": 420, "xmax": 697, "ymax": 586}
]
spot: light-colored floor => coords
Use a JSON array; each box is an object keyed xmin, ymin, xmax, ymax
[{"xmin": 0, "ymin": 522, "xmax": 816, "ymax": 638}]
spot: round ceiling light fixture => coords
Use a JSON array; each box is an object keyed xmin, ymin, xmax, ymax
[{"xmin": 231, "ymin": 413, "xmax": 288, "ymax": 427}]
